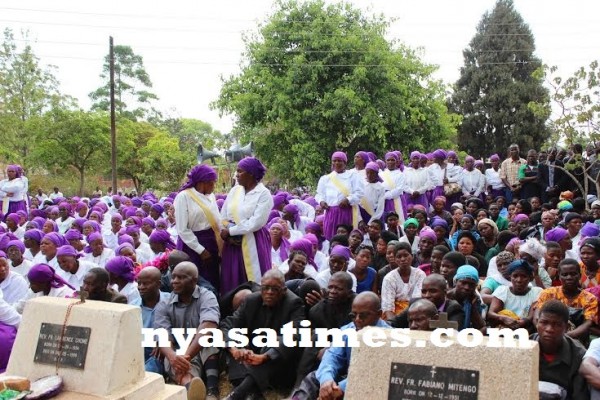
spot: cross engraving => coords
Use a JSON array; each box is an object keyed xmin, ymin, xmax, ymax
[
  {"xmin": 79, "ymin": 287, "xmax": 89, "ymax": 303},
  {"xmin": 429, "ymin": 312, "xmax": 459, "ymax": 330},
  {"xmin": 430, "ymin": 366, "xmax": 437, "ymax": 378}
]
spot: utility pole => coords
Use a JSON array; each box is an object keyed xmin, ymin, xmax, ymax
[{"xmin": 109, "ymin": 36, "xmax": 117, "ymax": 194}]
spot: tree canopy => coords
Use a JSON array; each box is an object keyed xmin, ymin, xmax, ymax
[
  {"xmin": 450, "ymin": 0, "xmax": 550, "ymax": 158},
  {"xmin": 213, "ymin": 0, "xmax": 458, "ymax": 184},
  {"xmin": 89, "ymin": 45, "xmax": 159, "ymax": 121}
]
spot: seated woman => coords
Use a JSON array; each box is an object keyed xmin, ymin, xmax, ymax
[
  {"xmin": 398, "ymin": 218, "xmax": 420, "ymax": 255},
  {"xmin": 487, "ymin": 259, "xmax": 542, "ymax": 332},
  {"xmin": 377, "ymin": 240, "xmax": 400, "ymax": 295},
  {"xmin": 381, "ymin": 242, "xmax": 426, "ymax": 320},
  {"xmin": 535, "ymin": 258, "xmax": 598, "ymax": 346},
  {"xmin": 0, "ymin": 251, "xmax": 29, "ymax": 304},
  {"xmin": 352, "ymin": 245, "xmax": 377, "ymax": 294},
  {"xmin": 15, "ymin": 263, "xmax": 76, "ymax": 313},
  {"xmin": 430, "ymin": 217, "xmax": 452, "ymax": 251},
  {"xmin": 475, "ymin": 218, "xmax": 498, "ymax": 258},
  {"xmin": 269, "ymin": 222, "xmax": 290, "ymax": 269},
  {"xmin": 455, "ymin": 231, "xmax": 488, "ymax": 277},
  {"xmin": 450, "ymin": 214, "xmax": 481, "ymax": 250},
  {"xmin": 518, "ymin": 238, "xmax": 552, "ymax": 288},
  {"xmin": 481, "ymin": 251, "xmax": 514, "ymax": 305},
  {"xmin": 412, "ymin": 227, "xmax": 435, "ymax": 268},
  {"xmin": 283, "ymin": 250, "xmax": 309, "ymax": 281},
  {"xmin": 440, "ymin": 251, "xmax": 467, "ymax": 289},
  {"xmin": 542, "ymin": 241, "xmax": 564, "ymax": 287}
]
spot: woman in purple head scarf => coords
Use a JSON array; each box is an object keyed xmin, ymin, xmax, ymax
[
  {"xmin": 269, "ymin": 222, "xmax": 290, "ymax": 268},
  {"xmin": 485, "ymin": 154, "xmax": 505, "ymax": 200},
  {"xmin": 403, "ymin": 151, "xmax": 432, "ymax": 213},
  {"xmin": 105, "ymin": 256, "xmax": 140, "ymax": 304},
  {"xmin": 316, "ymin": 151, "xmax": 365, "ymax": 241},
  {"xmin": 381, "ymin": 152, "xmax": 407, "ymax": 221},
  {"xmin": 220, "ymin": 157, "xmax": 273, "ymax": 294},
  {"xmin": 351, "ymin": 151, "xmax": 369, "ymax": 181},
  {"xmin": 461, "ymin": 156, "xmax": 485, "ymax": 200},
  {"xmin": 0, "ymin": 165, "xmax": 28, "ymax": 217},
  {"xmin": 173, "ymin": 163, "xmax": 222, "ymax": 290}
]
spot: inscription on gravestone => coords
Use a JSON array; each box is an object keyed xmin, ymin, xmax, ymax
[
  {"xmin": 34, "ymin": 323, "xmax": 91, "ymax": 369},
  {"xmin": 388, "ymin": 362, "xmax": 479, "ymax": 400}
]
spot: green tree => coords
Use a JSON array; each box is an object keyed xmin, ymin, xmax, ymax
[
  {"xmin": 115, "ymin": 120, "xmax": 193, "ymax": 192},
  {"xmin": 29, "ymin": 110, "xmax": 110, "ymax": 195},
  {"xmin": 213, "ymin": 0, "xmax": 458, "ymax": 184},
  {"xmin": 0, "ymin": 28, "xmax": 70, "ymax": 162},
  {"xmin": 450, "ymin": 0, "xmax": 550, "ymax": 158},
  {"xmin": 157, "ymin": 117, "xmax": 233, "ymax": 158},
  {"xmin": 89, "ymin": 45, "xmax": 159, "ymax": 121}
]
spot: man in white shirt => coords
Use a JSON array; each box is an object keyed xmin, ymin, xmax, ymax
[{"xmin": 49, "ymin": 187, "xmax": 63, "ymax": 201}]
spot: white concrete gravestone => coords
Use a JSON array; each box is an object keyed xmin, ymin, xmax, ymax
[
  {"xmin": 5, "ymin": 297, "xmax": 185, "ymax": 400},
  {"xmin": 345, "ymin": 328, "xmax": 539, "ymax": 400}
]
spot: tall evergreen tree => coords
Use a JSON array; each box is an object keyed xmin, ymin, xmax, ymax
[{"xmin": 450, "ymin": 0, "xmax": 550, "ymax": 158}]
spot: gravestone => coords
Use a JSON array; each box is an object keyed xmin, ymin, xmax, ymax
[
  {"xmin": 345, "ymin": 327, "xmax": 539, "ymax": 400},
  {"xmin": 4, "ymin": 297, "xmax": 185, "ymax": 400}
]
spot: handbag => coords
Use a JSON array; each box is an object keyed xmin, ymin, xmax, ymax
[{"xmin": 443, "ymin": 166, "xmax": 462, "ymax": 196}]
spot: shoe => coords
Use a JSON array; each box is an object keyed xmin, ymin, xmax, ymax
[
  {"xmin": 222, "ymin": 389, "xmax": 243, "ymax": 400},
  {"xmin": 187, "ymin": 377, "xmax": 207, "ymax": 400},
  {"xmin": 206, "ymin": 388, "xmax": 219, "ymax": 400}
]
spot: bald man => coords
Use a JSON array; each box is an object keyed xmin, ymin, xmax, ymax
[
  {"xmin": 153, "ymin": 262, "xmax": 221, "ymax": 399},
  {"xmin": 220, "ymin": 270, "xmax": 305, "ymax": 399},
  {"xmin": 408, "ymin": 299, "xmax": 439, "ymax": 331},
  {"xmin": 136, "ymin": 267, "xmax": 171, "ymax": 371},
  {"xmin": 301, "ymin": 292, "xmax": 389, "ymax": 400}
]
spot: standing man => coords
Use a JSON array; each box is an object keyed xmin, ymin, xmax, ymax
[
  {"xmin": 499, "ymin": 144, "xmax": 526, "ymax": 202},
  {"xmin": 518, "ymin": 149, "xmax": 542, "ymax": 200},
  {"xmin": 538, "ymin": 147, "xmax": 567, "ymax": 203}
]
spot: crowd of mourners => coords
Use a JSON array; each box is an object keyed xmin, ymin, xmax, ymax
[{"xmin": 2, "ymin": 142, "xmax": 600, "ymax": 399}]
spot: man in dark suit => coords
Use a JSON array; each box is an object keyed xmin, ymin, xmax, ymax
[
  {"xmin": 538, "ymin": 147, "xmax": 568, "ymax": 203},
  {"xmin": 221, "ymin": 270, "xmax": 305, "ymax": 400}
]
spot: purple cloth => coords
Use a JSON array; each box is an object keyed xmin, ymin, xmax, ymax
[
  {"xmin": 177, "ymin": 228, "xmax": 220, "ymax": 290},
  {"xmin": 149, "ymin": 229, "xmax": 175, "ymax": 250},
  {"xmin": 283, "ymin": 204, "xmax": 301, "ymax": 230},
  {"xmin": 355, "ymin": 151, "xmax": 369, "ymax": 165},
  {"xmin": 545, "ymin": 227, "xmax": 569, "ymax": 243},
  {"xmin": 290, "ymin": 238, "xmax": 316, "ymax": 269},
  {"xmin": 44, "ymin": 220, "xmax": 58, "ymax": 232},
  {"xmin": 27, "ymin": 263, "xmax": 75, "ymax": 289},
  {"xmin": 272, "ymin": 193, "xmax": 288, "ymax": 209},
  {"xmin": 32, "ymin": 217, "xmax": 46, "ymax": 230},
  {"xmin": 323, "ymin": 206, "xmax": 352, "ymax": 241},
  {"xmin": 0, "ymin": 322, "xmax": 17, "ymax": 373},
  {"xmin": 83, "ymin": 221, "xmax": 101, "ymax": 233},
  {"xmin": 490, "ymin": 154, "xmax": 500, "ymax": 162},
  {"xmin": 384, "ymin": 152, "xmax": 398, "ymax": 162},
  {"xmin": 125, "ymin": 225, "xmax": 140, "ymax": 236},
  {"xmin": 5, "ymin": 213, "xmax": 19, "ymax": 225},
  {"xmin": 220, "ymin": 226, "xmax": 271, "ymax": 295},
  {"xmin": 7, "ymin": 200, "xmax": 27, "ymax": 216},
  {"xmin": 156, "ymin": 218, "xmax": 168, "ymax": 229},
  {"xmin": 73, "ymin": 218, "xmax": 87, "ymax": 230},
  {"xmin": 105, "ymin": 256, "xmax": 135, "ymax": 282},
  {"xmin": 64, "ymin": 229, "xmax": 83, "ymax": 241},
  {"xmin": 420, "ymin": 227, "xmax": 437, "ymax": 242},
  {"xmin": 118, "ymin": 234, "xmax": 134, "ymax": 246},
  {"xmin": 238, "ymin": 157, "xmax": 267, "ymax": 181},
  {"xmin": 403, "ymin": 193, "xmax": 429, "ymax": 214},
  {"xmin": 6, "ymin": 240, "xmax": 25, "ymax": 253},
  {"xmin": 151, "ymin": 204, "xmax": 164, "ymax": 215},
  {"xmin": 115, "ymin": 242, "xmax": 135, "ymax": 256},
  {"xmin": 24, "ymin": 229, "xmax": 44, "ymax": 243},
  {"xmin": 432, "ymin": 149, "xmax": 447, "ymax": 160},
  {"xmin": 56, "ymin": 245, "xmax": 80, "ymax": 258},
  {"xmin": 330, "ymin": 245, "xmax": 351, "ymax": 260},
  {"xmin": 43, "ymin": 232, "xmax": 67, "ymax": 248},
  {"xmin": 142, "ymin": 217, "xmax": 156, "ymax": 228},
  {"xmin": 331, "ymin": 151, "xmax": 347, "ymax": 163},
  {"xmin": 582, "ymin": 222, "xmax": 600, "ymax": 238}
]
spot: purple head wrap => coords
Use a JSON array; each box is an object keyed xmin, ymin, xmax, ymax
[
  {"xmin": 365, "ymin": 161, "xmax": 380, "ymax": 172},
  {"xmin": 581, "ymin": 222, "xmax": 600, "ymax": 238},
  {"xmin": 142, "ymin": 217, "xmax": 156, "ymax": 228},
  {"xmin": 30, "ymin": 209, "xmax": 46, "ymax": 219},
  {"xmin": 105, "ymin": 256, "xmax": 135, "ymax": 283},
  {"xmin": 419, "ymin": 227, "xmax": 437, "ymax": 243},
  {"xmin": 75, "ymin": 202, "xmax": 88, "ymax": 212},
  {"xmin": 27, "ymin": 264, "xmax": 76, "ymax": 289},
  {"xmin": 6, "ymin": 240, "xmax": 25, "ymax": 254},
  {"xmin": 465, "ymin": 156, "xmax": 475, "ymax": 164},
  {"xmin": 331, "ymin": 151, "xmax": 348, "ymax": 163},
  {"xmin": 474, "ymin": 160, "xmax": 484, "ymax": 168},
  {"xmin": 151, "ymin": 204, "xmax": 164, "ymax": 215},
  {"xmin": 131, "ymin": 197, "xmax": 143, "ymax": 207},
  {"xmin": 513, "ymin": 214, "xmax": 529, "ymax": 224},
  {"xmin": 216, "ymin": 198, "xmax": 225, "ymax": 211},
  {"xmin": 115, "ymin": 242, "xmax": 135, "ymax": 256},
  {"xmin": 420, "ymin": 153, "xmax": 428, "ymax": 161},
  {"xmin": 149, "ymin": 230, "xmax": 176, "ymax": 250},
  {"xmin": 5, "ymin": 213, "xmax": 19, "ymax": 225},
  {"xmin": 283, "ymin": 204, "xmax": 301, "ymax": 228},
  {"xmin": 430, "ymin": 217, "xmax": 449, "ymax": 230},
  {"xmin": 83, "ymin": 220, "xmax": 101, "ymax": 234},
  {"xmin": 64, "ymin": 229, "xmax": 83, "ymax": 241},
  {"xmin": 44, "ymin": 220, "xmax": 59, "ymax": 232},
  {"xmin": 272, "ymin": 193, "xmax": 289, "ymax": 209},
  {"xmin": 24, "ymin": 229, "xmax": 44, "ymax": 243},
  {"xmin": 384, "ymin": 152, "xmax": 398, "ymax": 162},
  {"xmin": 125, "ymin": 225, "xmax": 140, "ymax": 236},
  {"xmin": 410, "ymin": 151, "xmax": 421, "ymax": 160},
  {"xmin": 156, "ymin": 218, "xmax": 168, "ymax": 229},
  {"xmin": 290, "ymin": 238, "xmax": 316, "ymax": 268},
  {"xmin": 124, "ymin": 207, "xmax": 137, "ymax": 218},
  {"xmin": 367, "ymin": 152, "xmax": 377, "ymax": 162},
  {"xmin": 354, "ymin": 151, "xmax": 369, "ymax": 166},
  {"xmin": 43, "ymin": 232, "xmax": 67, "ymax": 248},
  {"xmin": 118, "ymin": 234, "xmax": 135, "ymax": 247},
  {"xmin": 31, "ymin": 217, "xmax": 46, "ymax": 230},
  {"xmin": 238, "ymin": 157, "xmax": 267, "ymax": 181},
  {"xmin": 6, "ymin": 164, "xmax": 22, "ymax": 178},
  {"xmin": 545, "ymin": 227, "xmax": 569, "ymax": 243},
  {"xmin": 330, "ymin": 245, "xmax": 352, "ymax": 261},
  {"xmin": 376, "ymin": 159, "xmax": 385, "ymax": 170},
  {"xmin": 56, "ymin": 245, "xmax": 80, "ymax": 258},
  {"xmin": 490, "ymin": 154, "xmax": 500, "ymax": 162},
  {"xmin": 432, "ymin": 149, "xmax": 447, "ymax": 160}
]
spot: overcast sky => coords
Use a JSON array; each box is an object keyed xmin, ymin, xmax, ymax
[{"xmin": 1, "ymin": 0, "xmax": 598, "ymax": 135}]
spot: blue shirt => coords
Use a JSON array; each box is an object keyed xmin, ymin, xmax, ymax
[
  {"xmin": 316, "ymin": 319, "xmax": 390, "ymax": 392},
  {"xmin": 134, "ymin": 291, "xmax": 170, "ymax": 360},
  {"xmin": 355, "ymin": 267, "xmax": 377, "ymax": 294}
]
